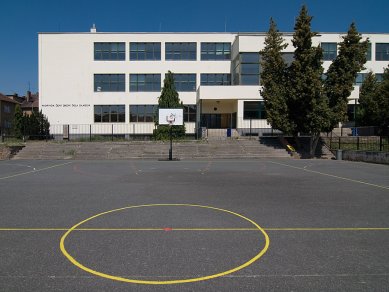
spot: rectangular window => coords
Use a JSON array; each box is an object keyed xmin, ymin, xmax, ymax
[
  {"xmin": 171, "ymin": 74, "xmax": 196, "ymax": 91},
  {"xmin": 355, "ymin": 73, "xmax": 368, "ymax": 86},
  {"xmin": 94, "ymin": 105, "xmax": 125, "ymax": 123},
  {"xmin": 375, "ymin": 73, "xmax": 384, "ymax": 82},
  {"xmin": 234, "ymin": 53, "xmax": 261, "ymax": 85},
  {"xmin": 321, "ymin": 42, "xmax": 337, "ymax": 61},
  {"xmin": 183, "ymin": 105, "xmax": 197, "ymax": 122},
  {"xmin": 4, "ymin": 105, "xmax": 11, "ymax": 114},
  {"xmin": 201, "ymin": 43, "xmax": 231, "ymax": 60},
  {"xmin": 130, "ymin": 42, "xmax": 161, "ymax": 60},
  {"xmin": 165, "ymin": 42, "xmax": 197, "ymax": 60},
  {"xmin": 243, "ymin": 101, "xmax": 266, "ymax": 119},
  {"xmin": 129, "ymin": 105, "xmax": 157, "ymax": 122},
  {"xmin": 200, "ymin": 74, "xmax": 231, "ymax": 86},
  {"xmin": 130, "ymin": 74, "xmax": 161, "ymax": 92},
  {"xmin": 376, "ymin": 43, "xmax": 389, "ymax": 61},
  {"xmin": 94, "ymin": 43, "xmax": 125, "ymax": 60},
  {"xmin": 366, "ymin": 43, "xmax": 372, "ymax": 61},
  {"xmin": 94, "ymin": 74, "xmax": 125, "ymax": 92}
]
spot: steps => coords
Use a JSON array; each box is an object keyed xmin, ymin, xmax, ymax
[{"xmin": 12, "ymin": 138, "xmax": 291, "ymax": 160}]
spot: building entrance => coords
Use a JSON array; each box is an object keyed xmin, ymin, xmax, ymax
[{"xmin": 201, "ymin": 113, "xmax": 236, "ymax": 129}]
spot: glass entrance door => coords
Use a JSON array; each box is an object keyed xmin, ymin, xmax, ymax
[{"xmin": 201, "ymin": 113, "xmax": 236, "ymax": 129}]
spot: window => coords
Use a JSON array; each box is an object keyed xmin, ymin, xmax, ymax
[
  {"xmin": 234, "ymin": 53, "xmax": 261, "ymax": 85},
  {"xmin": 4, "ymin": 105, "xmax": 11, "ymax": 114},
  {"xmin": 376, "ymin": 73, "xmax": 384, "ymax": 82},
  {"xmin": 94, "ymin": 105, "xmax": 125, "ymax": 123},
  {"xmin": 355, "ymin": 73, "xmax": 368, "ymax": 86},
  {"xmin": 165, "ymin": 42, "xmax": 196, "ymax": 60},
  {"xmin": 94, "ymin": 74, "xmax": 125, "ymax": 92},
  {"xmin": 201, "ymin": 43, "xmax": 231, "ymax": 60},
  {"xmin": 243, "ymin": 101, "xmax": 266, "ymax": 119},
  {"xmin": 376, "ymin": 43, "xmax": 389, "ymax": 60},
  {"xmin": 183, "ymin": 105, "xmax": 196, "ymax": 122},
  {"xmin": 94, "ymin": 43, "xmax": 125, "ymax": 60},
  {"xmin": 130, "ymin": 105, "xmax": 157, "ymax": 122},
  {"xmin": 130, "ymin": 43, "xmax": 161, "ymax": 60},
  {"xmin": 366, "ymin": 43, "xmax": 372, "ymax": 61},
  {"xmin": 130, "ymin": 74, "xmax": 161, "ymax": 92},
  {"xmin": 321, "ymin": 42, "xmax": 337, "ymax": 61},
  {"xmin": 171, "ymin": 74, "xmax": 196, "ymax": 91},
  {"xmin": 200, "ymin": 74, "xmax": 231, "ymax": 86}
]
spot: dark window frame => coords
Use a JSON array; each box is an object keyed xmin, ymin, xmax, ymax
[
  {"xmin": 94, "ymin": 42, "xmax": 125, "ymax": 61},
  {"xmin": 129, "ymin": 105, "xmax": 158, "ymax": 122},
  {"xmin": 201, "ymin": 42, "xmax": 231, "ymax": 60},
  {"xmin": 321, "ymin": 42, "xmax": 338, "ymax": 61},
  {"xmin": 170, "ymin": 73, "xmax": 197, "ymax": 92},
  {"xmin": 94, "ymin": 105, "xmax": 125, "ymax": 123},
  {"xmin": 183, "ymin": 104, "xmax": 197, "ymax": 122},
  {"xmin": 130, "ymin": 42, "xmax": 161, "ymax": 61},
  {"xmin": 129, "ymin": 74, "xmax": 161, "ymax": 92},
  {"xmin": 243, "ymin": 101, "xmax": 266, "ymax": 120},
  {"xmin": 94, "ymin": 74, "xmax": 125, "ymax": 92},
  {"xmin": 200, "ymin": 74, "xmax": 231, "ymax": 86},
  {"xmin": 376, "ymin": 43, "xmax": 389, "ymax": 61},
  {"xmin": 165, "ymin": 42, "xmax": 197, "ymax": 61}
]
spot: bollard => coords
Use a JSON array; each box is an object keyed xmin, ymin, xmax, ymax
[{"xmin": 336, "ymin": 149, "xmax": 343, "ymax": 160}]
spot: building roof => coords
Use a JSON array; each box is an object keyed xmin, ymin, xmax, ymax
[
  {"xmin": 20, "ymin": 92, "xmax": 39, "ymax": 109},
  {"xmin": 0, "ymin": 93, "xmax": 20, "ymax": 104}
]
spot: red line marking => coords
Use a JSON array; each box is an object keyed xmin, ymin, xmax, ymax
[{"xmin": 163, "ymin": 228, "xmax": 172, "ymax": 231}]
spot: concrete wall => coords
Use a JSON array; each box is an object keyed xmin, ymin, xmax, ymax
[{"xmin": 342, "ymin": 150, "xmax": 389, "ymax": 164}]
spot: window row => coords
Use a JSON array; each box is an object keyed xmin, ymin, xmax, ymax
[
  {"xmin": 94, "ymin": 74, "xmax": 233, "ymax": 92},
  {"xmin": 321, "ymin": 42, "xmax": 389, "ymax": 61},
  {"xmin": 94, "ymin": 105, "xmax": 196, "ymax": 123},
  {"xmin": 94, "ymin": 42, "xmax": 231, "ymax": 61}
]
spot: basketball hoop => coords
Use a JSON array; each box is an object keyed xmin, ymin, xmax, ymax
[{"xmin": 166, "ymin": 113, "xmax": 176, "ymax": 126}]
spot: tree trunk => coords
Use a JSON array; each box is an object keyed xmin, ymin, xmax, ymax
[{"xmin": 309, "ymin": 133, "xmax": 320, "ymax": 158}]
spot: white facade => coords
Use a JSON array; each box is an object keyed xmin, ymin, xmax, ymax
[{"xmin": 38, "ymin": 30, "xmax": 389, "ymax": 135}]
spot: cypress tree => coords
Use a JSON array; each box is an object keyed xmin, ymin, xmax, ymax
[
  {"xmin": 260, "ymin": 18, "xmax": 291, "ymax": 134},
  {"xmin": 324, "ymin": 23, "xmax": 368, "ymax": 129},
  {"xmin": 154, "ymin": 71, "xmax": 185, "ymax": 140},
  {"xmin": 12, "ymin": 104, "xmax": 24, "ymax": 139},
  {"xmin": 358, "ymin": 72, "xmax": 379, "ymax": 127},
  {"xmin": 287, "ymin": 5, "xmax": 331, "ymax": 156}
]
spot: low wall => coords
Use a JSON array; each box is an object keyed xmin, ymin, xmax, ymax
[{"xmin": 342, "ymin": 150, "xmax": 389, "ymax": 164}]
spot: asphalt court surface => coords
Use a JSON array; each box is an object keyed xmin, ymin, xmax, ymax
[{"xmin": 0, "ymin": 159, "xmax": 388, "ymax": 291}]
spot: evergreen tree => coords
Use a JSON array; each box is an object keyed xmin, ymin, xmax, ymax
[
  {"xmin": 358, "ymin": 72, "xmax": 379, "ymax": 126},
  {"xmin": 324, "ymin": 23, "xmax": 368, "ymax": 129},
  {"xmin": 359, "ymin": 66, "xmax": 389, "ymax": 133},
  {"xmin": 12, "ymin": 104, "xmax": 24, "ymax": 139},
  {"xmin": 260, "ymin": 18, "xmax": 291, "ymax": 134},
  {"xmin": 154, "ymin": 71, "xmax": 185, "ymax": 140},
  {"xmin": 287, "ymin": 5, "xmax": 331, "ymax": 156}
]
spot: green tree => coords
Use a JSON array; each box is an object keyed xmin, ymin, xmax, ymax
[
  {"xmin": 357, "ymin": 72, "xmax": 379, "ymax": 126},
  {"xmin": 324, "ymin": 23, "xmax": 368, "ymax": 129},
  {"xmin": 358, "ymin": 66, "xmax": 389, "ymax": 133},
  {"xmin": 154, "ymin": 71, "xmax": 185, "ymax": 140},
  {"xmin": 12, "ymin": 104, "xmax": 24, "ymax": 139},
  {"xmin": 287, "ymin": 5, "xmax": 331, "ymax": 156},
  {"xmin": 260, "ymin": 18, "xmax": 291, "ymax": 134}
]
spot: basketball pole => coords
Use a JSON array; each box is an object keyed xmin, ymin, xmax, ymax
[{"xmin": 169, "ymin": 123, "xmax": 173, "ymax": 161}]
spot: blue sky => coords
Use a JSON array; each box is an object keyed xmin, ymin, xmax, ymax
[{"xmin": 0, "ymin": 0, "xmax": 388, "ymax": 95}]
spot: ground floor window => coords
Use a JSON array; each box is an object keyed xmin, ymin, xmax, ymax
[
  {"xmin": 94, "ymin": 105, "xmax": 125, "ymax": 123},
  {"xmin": 183, "ymin": 105, "xmax": 196, "ymax": 122},
  {"xmin": 243, "ymin": 101, "xmax": 266, "ymax": 119},
  {"xmin": 130, "ymin": 105, "xmax": 157, "ymax": 122}
]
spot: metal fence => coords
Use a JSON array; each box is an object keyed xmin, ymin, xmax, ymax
[{"xmin": 325, "ymin": 136, "xmax": 389, "ymax": 152}]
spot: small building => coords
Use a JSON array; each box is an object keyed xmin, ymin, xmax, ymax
[{"xmin": 0, "ymin": 93, "xmax": 20, "ymax": 135}]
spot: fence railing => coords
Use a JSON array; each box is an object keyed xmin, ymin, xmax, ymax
[{"xmin": 324, "ymin": 136, "xmax": 389, "ymax": 152}]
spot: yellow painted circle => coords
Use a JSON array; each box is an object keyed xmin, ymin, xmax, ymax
[{"xmin": 60, "ymin": 204, "xmax": 270, "ymax": 285}]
